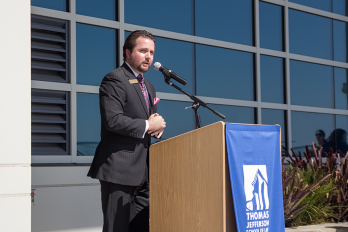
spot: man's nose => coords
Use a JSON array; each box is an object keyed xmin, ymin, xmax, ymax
[{"xmin": 145, "ymin": 52, "xmax": 152, "ymax": 60}]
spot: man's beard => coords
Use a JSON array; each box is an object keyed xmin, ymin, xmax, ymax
[
  {"xmin": 136, "ymin": 62, "xmax": 150, "ymax": 73},
  {"xmin": 128, "ymin": 55, "xmax": 151, "ymax": 73}
]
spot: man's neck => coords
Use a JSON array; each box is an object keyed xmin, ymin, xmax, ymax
[{"xmin": 125, "ymin": 61, "xmax": 143, "ymax": 77}]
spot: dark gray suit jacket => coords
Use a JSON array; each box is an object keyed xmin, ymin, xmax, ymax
[{"xmin": 87, "ymin": 63, "xmax": 158, "ymax": 186}]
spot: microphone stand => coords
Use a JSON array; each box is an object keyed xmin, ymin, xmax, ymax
[{"xmin": 160, "ymin": 73, "xmax": 226, "ymax": 129}]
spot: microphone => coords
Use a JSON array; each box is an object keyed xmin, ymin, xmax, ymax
[{"xmin": 153, "ymin": 62, "xmax": 188, "ymax": 86}]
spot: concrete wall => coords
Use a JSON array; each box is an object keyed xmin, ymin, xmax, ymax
[
  {"xmin": 0, "ymin": 1, "xmax": 31, "ymax": 231},
  {"xmin": 31, "ymin": 167, "xmax": 102, "ymax": 232}
]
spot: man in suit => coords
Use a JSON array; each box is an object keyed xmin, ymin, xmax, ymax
[{"xmin": 87, "ymin": 30, "xmax": 166, "ymax": 232}]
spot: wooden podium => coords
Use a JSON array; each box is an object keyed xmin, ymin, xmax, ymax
[{"xmin": 149, "ymin": 122, "xmax": 237, "ymax": 232}]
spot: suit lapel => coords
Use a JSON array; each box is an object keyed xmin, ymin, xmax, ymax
[{"xmin": 122, "ymin": 63, "xmax": 149, "ymax": 117}]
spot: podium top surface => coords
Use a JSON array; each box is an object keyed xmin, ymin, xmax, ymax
[
  {"xmin": 151, "ymin": 121, "xmax": 280, "ymax": 149},
  {"xmin": 150, "ymin": 121, "xmax": 225, "ymax": 149}
]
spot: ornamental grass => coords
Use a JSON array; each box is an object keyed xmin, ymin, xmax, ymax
[{"xmin": 283, "ymin": 143, "xmax": 348, "ymax": 227}]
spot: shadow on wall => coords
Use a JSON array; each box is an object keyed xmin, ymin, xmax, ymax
[{"xmin": 31, "ymin": 184, "xmax": 102, "ymax": 232}]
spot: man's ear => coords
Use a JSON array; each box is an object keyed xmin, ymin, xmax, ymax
[{"xmin": 126, "ymin": 49, "xmax": 131, "ymax": 59}]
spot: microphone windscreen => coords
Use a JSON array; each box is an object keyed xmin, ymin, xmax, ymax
[{"xmin": 153, "ymin": 62, "xmax": 161, "ymax": 71}]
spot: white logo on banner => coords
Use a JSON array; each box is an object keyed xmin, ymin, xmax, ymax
[{"xmin": 243, "ymin": 165, "xmax": 270, "ymax": 232}]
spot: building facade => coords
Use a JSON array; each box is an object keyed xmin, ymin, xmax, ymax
[{"xmin": 11, "ymin": 0, "xmax": 348, "ymax": 231}]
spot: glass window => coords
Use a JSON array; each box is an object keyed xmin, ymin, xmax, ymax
[
  {"xmin": 200, "ymin": 104, "xmax": 255, "ymax": 127},
  {"xmin": 333, "ymin": 0, "xmax": 348, "ymax": 16},
  {"xmin": 195, "ymin": 0, "xmax": 253, "ymax": 46},
  {"xmin": 290, "ymin": 60, "xmax": 334, "ymax": 108},
  {"xmin": 259, "ymin": 2, "xmax": 283, "ymax": 51},
  {"xmin": 261, "ymin": 55, "xmax": 284, "ymax": 104},
  {"xmin": 289, "ymin": 0, "xmax": 332, "ymax": 12},
  {"xmin": 31, "ymin": 0, "xmax": 67, "ymax": 12},
  {"xmin": 196, "ymin": 44, "xmax": 254, "ymax": 101},
  {"xmin": 291, "ymin": 111, "xmax": 335, "ymax": 156},
  {"xmin": 76, "ymin": 0, "xmax": 117, "ymax": 21},
  {"xmin": 289, "ymin": 9, "xmax": 332, "ymax": 60},
  {"xmin": 333, "ymin": 20, "xmax": 348, "ymax": 63},
  {"xmin": 335, "ymin": 67, "xmax": 348, "ymax": 110},
  {"xmin": 125, "ymin": 32, "xmax": 195, "ymax": 95},
  {"xmin": 76, "ymin": 23, "xmax": 117, "ymax": 86},
  {"xmin": 77, "ymin": 93, "xmax": 100, "ymax": 156},
  {"xmin": 154, "ymin": 100, "xmax": 194, "ymax": 143},
  {"xmin": 125, "ymin": 0, "xmax": 193, "ymax": 35},
  {"xmin": 261, "ymin": 109, "xmax": 286, "ymax": 147},
  {"xmin": 335, "ymin": 115, "xmax": 348, "ymax": 154}
]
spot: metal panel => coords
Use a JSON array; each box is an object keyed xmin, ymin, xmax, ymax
[
  {"xmin": 75, "ymin": 14, "xmax": 120, "ymax": 29},
  {"xmin": 31, "ymin": 15, "xmax": 69, "ymax": 83},
  {"xmin": 31, "ymin": 80, "xmax": 71, "ymax": 91},
  {"xmin": 70, "ymin": 0, "xmax": 78, "ymax": 163},
  {"xmin": 31, "ymin": 89, "xmax": 70, "ymax": 156},
  {"xmin": 76, "ymin": 84, "xmax": 99, "ymax": 94},
  {"xmin": 285, "ymin": 0, "xmax": 293, "ymax": 150},
  {"xmin": 287, "ymin": 2, "xmax": 348, "ymax": 22},
  {"xmin": 255, "ymin": 0, "xmax": 262, "ymax": 124},
  {"xmin": 125, "ymin": 23, "xmax": 257, "ymax": 53},
  {"xmin": 31, "ymin": 6, "xmax": 72, "ymax": 21}
]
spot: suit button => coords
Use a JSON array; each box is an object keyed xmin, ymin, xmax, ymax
[{"xmin": 144, "ymin": 145, "xmax": 148, "ymax": 148}]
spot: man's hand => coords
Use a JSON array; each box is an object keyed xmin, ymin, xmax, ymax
[
  {"xmin": 148, "ymin": 113, "xmax": 166, "ymax": 137},
  {"xmin": 152, "ymin": 129, "xmax": 164, "ymax": 139}
]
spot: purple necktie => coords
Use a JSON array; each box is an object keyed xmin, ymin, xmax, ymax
[{"xmin": 137, "ymin": 74, "xmax": 149, "ymax": 114}]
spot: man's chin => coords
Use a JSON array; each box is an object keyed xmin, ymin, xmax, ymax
[{"xmin": 138, "ymin": 66, "xmax": 150, "ymax": 73}]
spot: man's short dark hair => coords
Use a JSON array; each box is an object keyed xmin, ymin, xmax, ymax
[{"xmin": 123, "ymin": 30, "xmax": 155, "ymax": 60}]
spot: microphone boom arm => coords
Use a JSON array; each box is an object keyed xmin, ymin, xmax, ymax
[{"xmin": 162, "ymin": 75, "xmax": 226, "ymax": 129}]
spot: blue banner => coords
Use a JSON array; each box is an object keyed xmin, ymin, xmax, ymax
[{"xmin": 226, "ymin": 123, "xmax": 284, "ymax": 232}]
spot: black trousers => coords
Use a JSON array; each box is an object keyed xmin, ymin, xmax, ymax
[{"xmin": 100, "ymin": 169, "xmax": 149, "ymax": 232}]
